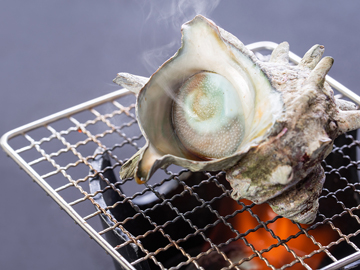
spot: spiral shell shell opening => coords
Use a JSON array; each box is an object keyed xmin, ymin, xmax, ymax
[{"xmin": 130, "ymin": 15, "xmax": 283, "ymax": 182}]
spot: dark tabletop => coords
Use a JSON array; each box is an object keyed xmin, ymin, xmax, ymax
[{"xmin": 1, "ymin": 1, "xmax": 360, "ymax": 269}]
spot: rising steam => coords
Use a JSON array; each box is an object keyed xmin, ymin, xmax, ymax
[
  {"xmin": 138, "ymin": 0, "xmax": 221, "ymax": 72},
  {"xmin": 151, "ymin": 0, "xmax": 221, "ymax": 30}
]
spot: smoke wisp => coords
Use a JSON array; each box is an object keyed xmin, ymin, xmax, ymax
[{"xmin": 137, "ymin": 0, "xmax": 221, "ymax": 72}]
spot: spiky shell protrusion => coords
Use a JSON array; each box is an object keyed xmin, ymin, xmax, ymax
[{"xmin": 114, "ymin": 15, "xmax": 360, "ymax": 224}]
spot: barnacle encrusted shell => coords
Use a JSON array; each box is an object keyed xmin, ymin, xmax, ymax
[{"xmin": 114, "ymin": 15, "xmax": 360, "ymax": 224}]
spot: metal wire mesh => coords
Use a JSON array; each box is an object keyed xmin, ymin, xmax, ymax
[{"xmin": 2, "ymin": 43, "xmax": 360, "ymax": 270}]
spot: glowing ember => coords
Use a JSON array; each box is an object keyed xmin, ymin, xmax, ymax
[{"xmin": 203, "ymin": 199, "xmax": 337, "ymax": 269}]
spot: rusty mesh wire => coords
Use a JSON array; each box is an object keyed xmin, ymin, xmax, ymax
[{"xmin": 2, "ymin": 46, "xmax": 360, "ymax": 270}]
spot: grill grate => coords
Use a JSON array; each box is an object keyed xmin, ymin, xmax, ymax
[{"xmin": 2, "ymin": 42, "xmax": 360, "ymax": 270}]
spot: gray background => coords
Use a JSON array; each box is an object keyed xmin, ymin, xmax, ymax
[{"xmin": 1, "ymin": 1, "xmax": 360, "ymax": 269}]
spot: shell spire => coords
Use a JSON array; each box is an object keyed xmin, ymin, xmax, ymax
[
  {"xmin": 298, "ymin": 44, "xmax": 325, "ymax": 70},
  {"xmin": 269, "ymin": 42, "xmax": 289, "ymax": 64},
  {"xmin": 337, "ymin": 110, "xmax": 360, "ymax": 134},
  {"xmin": 305, "ymin": 56, "xmax": 334, "ymax": 87},
  {"xmin": 113, "ymin": 73, "xmax": 149, "ymax": 94}
]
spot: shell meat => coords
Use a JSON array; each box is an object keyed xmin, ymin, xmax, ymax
[{"xmin": 114, "ymin": 15, "xmax": 360, "ymax": 224}]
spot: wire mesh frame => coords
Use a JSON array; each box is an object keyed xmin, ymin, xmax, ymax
[{"xmin": 1, "ymin": 42, "xmax": 360, "ymax": 270}]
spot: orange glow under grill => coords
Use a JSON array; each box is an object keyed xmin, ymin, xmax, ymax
[{"xmin": 207, "ymin": 199, "xmax": 337, "ymax": 269}]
